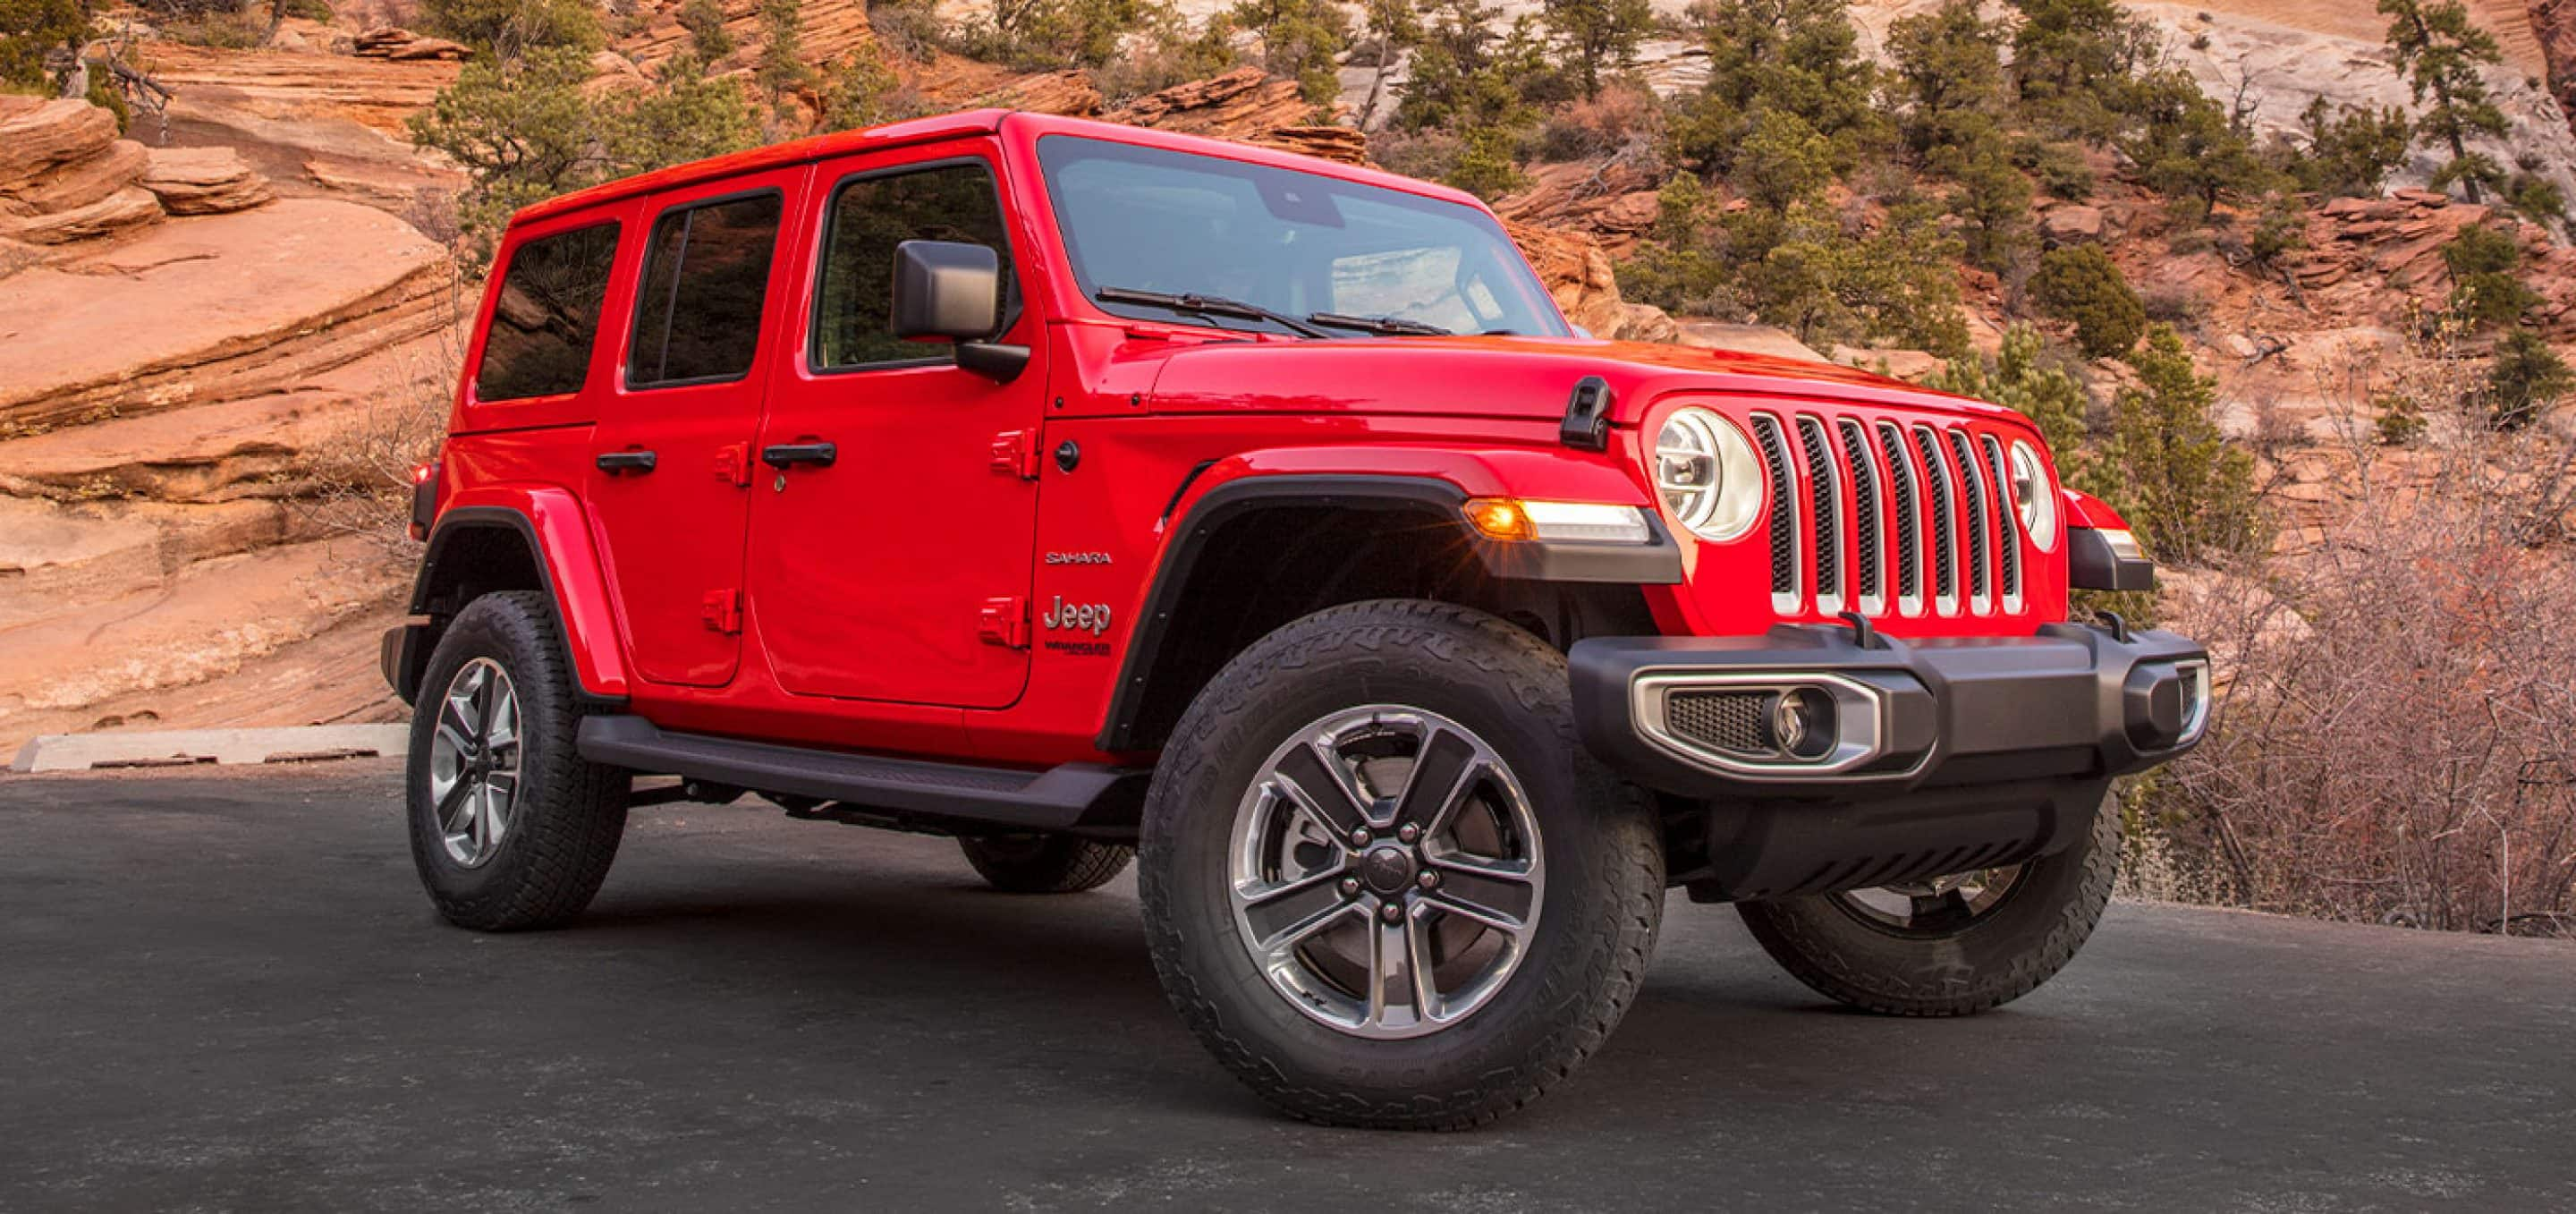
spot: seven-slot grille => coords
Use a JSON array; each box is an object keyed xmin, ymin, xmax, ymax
[{"xmin": 1749, "ymin": 412, "xmax": 2028, "ymax": 619}]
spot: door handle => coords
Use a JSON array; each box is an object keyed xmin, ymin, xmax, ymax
[
  {"xmin": 596, "ymin": 450, "xmax": 657, "ymax": 475},
  {"xmin": 761, "ymin": 442, "xmax": 837, "ymax": 470}
]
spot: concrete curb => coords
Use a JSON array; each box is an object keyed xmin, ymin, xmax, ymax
[{"xmin": 10, "ymin": 725, "xmax": 410, "ymax": 774}]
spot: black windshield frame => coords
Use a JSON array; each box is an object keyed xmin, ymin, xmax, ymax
[{"xmin": 1033, "ymin": 134, "xmax": 1570, "ymax": 340}]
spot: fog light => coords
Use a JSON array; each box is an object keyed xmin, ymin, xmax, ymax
[{"xmin": 1771, "ymin": 688, "xmax": 1837, "ymax": 760}]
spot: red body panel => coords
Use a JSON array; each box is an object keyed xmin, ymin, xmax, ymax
[{"xmin": 423, "ymin": 112, "xmax": 2080, "ymax": 770}]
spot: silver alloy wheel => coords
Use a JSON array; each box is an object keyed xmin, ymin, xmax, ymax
[
  {"xmin": 1227, "ymin": 705, "xmax": 1545, "ymax": 1040},
  {"xmin": 1833, "ymin": 864, "xmax": 2027, "ymax": 935},
  {"xmin": 427, "ymin": 657, "xmax": 522, "ymax": 869}
]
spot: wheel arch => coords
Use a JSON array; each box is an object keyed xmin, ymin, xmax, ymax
[
  {"xmin": 1097, "ymin": 471, "xmax": 1676, "ymax": 753},
  {"xmin": 403, "ymin": 492, "xmax": 630, "ymax": 703}
]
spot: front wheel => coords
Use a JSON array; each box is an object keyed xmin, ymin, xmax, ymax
[
  {"xmin": 1140, "ymin": 600, "xmax": 1664, "ymax": 1130},
  {"xmin": 1734, "ymin": 792, "xmax": 2120, "ymax": 1016}
]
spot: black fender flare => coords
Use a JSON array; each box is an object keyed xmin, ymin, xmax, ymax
[{"xmin": 1095, "ymin": 473, "xmax": 1681, "ymax": 752}]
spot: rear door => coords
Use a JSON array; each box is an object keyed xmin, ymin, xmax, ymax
[
  {"xmin": 587, "ymin": 169, "xmax": 805, "ymax": 687},
  {"xmin": 743, "ymin": 144, "xmax": 1045, "ymax": 709}
]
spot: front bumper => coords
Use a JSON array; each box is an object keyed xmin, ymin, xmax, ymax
[
  {"xmin": 1572, "ymin": 621, "xmax": 2208, "ymax": 798},
  {"xmin": 1570, "ymin": 622, "xmax": 2209, "ymax": 900}
]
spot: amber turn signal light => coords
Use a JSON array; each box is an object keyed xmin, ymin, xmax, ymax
[{"xmin": 1462, "ymin": 497, "xmax": 1535, "ymax": 540}]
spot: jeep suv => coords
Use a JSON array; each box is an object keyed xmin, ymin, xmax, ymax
[{"xmin": 386, "ymin": 111, "xmax": 2207, "ymax": 1129}]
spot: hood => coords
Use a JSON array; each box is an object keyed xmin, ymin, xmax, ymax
[{"xmin": 1134, "ymin": 335, "xmax": 2022, "ymax": 427}]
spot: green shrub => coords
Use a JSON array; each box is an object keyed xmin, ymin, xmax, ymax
[
  {"xmin": 2481, "ymin": 330, "xmax": 2573, "ymax": 430},
  {"xmin": 2282, "ymin": 98, "xmax": 2409, "ymax": 198},
  {"xmin": 2012, "ymin": 137, "xmax": 2096, "ymax": 201},
  {"xmin": 2372, "ymin": 392, "xmax": 2427, "ymax": 446},
  {"xmin": 2441, "ymin": 223, "xmax": 2540, "ymax": 327},
  {"xmin": 2028, "ymin": 244, "xmax": 2145, "ymax": 358}
]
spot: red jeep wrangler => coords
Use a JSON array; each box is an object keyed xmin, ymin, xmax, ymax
[{"xmin": 387, "ymin": 110, "xmax": 2208, "ymax": 1128}]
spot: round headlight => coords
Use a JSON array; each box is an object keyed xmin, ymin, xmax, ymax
[
  {"xmin": 1654, "ymin": 408, "xmax": 1764, "ymax": 542},
  {"xmin": 2008, "ymin": 440, "xmax": 2058, "ymax": 551}
]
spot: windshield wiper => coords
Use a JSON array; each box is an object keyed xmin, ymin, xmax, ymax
[
  {"xmin": 1096, "ymin": 286, "xmax": 1329, "ymax": 338},
  {"xmin": 1306, "ymin": 311, "xmax": 1452, "ymax": 336}
]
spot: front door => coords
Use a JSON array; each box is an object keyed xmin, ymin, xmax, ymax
[
  {"xmin": 588, "ymin": 168, "xmax": 804, "ymax": 687},
  {"xmin": 744, "ymin": 148, "xmax": 1044, "ymax": 709}
]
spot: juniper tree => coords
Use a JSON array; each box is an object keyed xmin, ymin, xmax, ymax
[
  {"xmin": 2379, "ymin": 0, "xmax": 2508, "ymax": 203},
  {"xmin": 1540, "ymin": 0, "xmax": 1653, "ymax": 100},
  {"xmin": 1668, "ymin": 0, "xmax": 1885, "ymax": 176},
  {"xmin": 1886, "ymin": 0, "xmax": 2006, "ymax": 157},
  {"xmin": 2106, "ymin": 324, "xmax": 2263, "ymax": 563}
]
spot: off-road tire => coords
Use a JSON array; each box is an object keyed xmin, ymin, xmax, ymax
[
  {"xmin": 406, "ymin": 590, "xmax": 629, "ymax": 931},
  {"xmin": 1139, "ymin": 599, "xmax": 1665, "ymax": 1130},
  {"xmin": 957, "ymin": 834, "xmax": 1134, "ymax": 893},
  {"xmin": 1734, "ymin": 794, "xmax": 2120, "ymax": 1016}
]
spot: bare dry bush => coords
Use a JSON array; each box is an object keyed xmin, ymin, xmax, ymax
[{"xmin": 2146, "ymin": 392, "xmax": 2576, "ymax": 934}]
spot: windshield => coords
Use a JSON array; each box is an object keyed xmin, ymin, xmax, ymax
[{"xmin": 1035, "ymin": 135, "xmax": 1570, "ymax": 339}]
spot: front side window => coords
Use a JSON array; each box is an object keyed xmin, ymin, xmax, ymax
[
  {"xmin": 812, "ymin": 161, "xmax": 1015, "ymax": 370},
  {"xmin": 629, "ymin": 191, "xmax": 784, "ymax": 388},
  {"xmin": 1036, "ymin": 135, "xmax": 1567, "ymax": 339},
  {"xmin": 476, "ymin": 222, "xmax": 620, "ymax": 403}
]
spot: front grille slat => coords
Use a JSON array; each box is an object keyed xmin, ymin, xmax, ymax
[
  {"xmin": 1912, "ymin": 426, "xmax": 1958, "ymax": 611},
  {"xmin": 1876, "ymin": 422, "xmax": 1922, "ymax": 610},
  {"xmin": 1795, "ymin": 417, "xmax": 1842, "ymax": 611},
  {"xmin": 1751, "ymin": 415, "xmax": 1800, "ymax": 609},
  {"xmin": 1836, "ymin": 420, "xmax": 1882, "ymax": 608},
  {"xmin": 1982, "ymin": 433, "xmax": 2022, "ymax": 606},
  {"xmin": 1946, "ymin": 429, "xmax": 1992, "ymax": 610},
  {"xmin": 1743, "ymin": 412, "xmax": 2028, "ymax": 624}
]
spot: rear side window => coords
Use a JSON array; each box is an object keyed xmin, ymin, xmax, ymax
[
  {"xmin": 813, "ymin": 162, "xmax": 1014, "ymax": 370},
  {"xmin": 629, "ymin": 191, "xmax": 784, "ymax": 388},
  {"xmin": 475, "ymin": 223, "xmax": 620, "ymax": 403}
]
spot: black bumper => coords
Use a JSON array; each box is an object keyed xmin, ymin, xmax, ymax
[{"xmin": 1570, "ymin": 622, "xmax": 2209, "ymax": 900}]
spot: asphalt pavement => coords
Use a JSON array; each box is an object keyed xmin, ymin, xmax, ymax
[{"xmin": 4, "ymin": 763, "xmax": 2572, "ymax": 1212}]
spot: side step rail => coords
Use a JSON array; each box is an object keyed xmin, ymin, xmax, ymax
[{"xmin": 576, "ymin": 716, "xmax": 1147, "ymax": 838}]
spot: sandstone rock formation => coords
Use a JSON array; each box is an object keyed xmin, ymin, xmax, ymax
[
  {"xmin": 1505, "ymin": 219, "xmax": 1678, "ymax": 343},
  {"xmin": 0, "ymin": 98, "xmax": 165, "ymax": 245},
  {"xmin": 1494, "ymin": 158, "xmax": 1663, "ymax": 257},
  {"xmin": 909, "ymin": 54, "xmax": 1106, "ymax": 116},
  {"xmin": 620, "ymin": 0, "xmax": 877, "ymax": 72},
  {"xmin": 140, "ymin": 147, "xmax": 274, "ymax": 215},
  {"xmin": 142, "ymin": 39, "xmax": 462, "ymax": 211},
  {"xmin": 1106, "ymin": 66, "xmax": 1325, "ymax": 136},
  {"xmin": 0, "ymin": 199, "xmax": 448, "ymax": 435},
  {"xmin": 352, "ymin": 27, "xmax": 471, "ymax": 62}
]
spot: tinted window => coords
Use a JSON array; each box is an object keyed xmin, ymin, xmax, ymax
[
  {"xmin": 630, "ymin": 192, "xmax": 783, "ymax": 387},
  {"xmin": 476, "ymin": 223, "xmax": 619, "ymax": 402},
  {"xmin": 813, "ymin": 162, "xmax": 1014, "ymax": 369}
]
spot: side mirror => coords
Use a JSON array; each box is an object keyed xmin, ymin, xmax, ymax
[{"xmin": 890, "ymin": 240, "xmax": 1030, "ymax": 383}]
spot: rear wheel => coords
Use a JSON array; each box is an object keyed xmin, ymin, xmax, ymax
[
  {"xmin": 1734, "ymin": 793, "xmax": 2119, "ymax": 1016},
  {"xmin": 957, "ymin": 833, "xmax": 1132, "ymax": 893},
  {"xmin": 1140, "ymin": 600, "xmax": 1664, "ymax": 1129},
  {"xmin": 405, "ymin": 591, "xmax": 628, "ymax": 931}
]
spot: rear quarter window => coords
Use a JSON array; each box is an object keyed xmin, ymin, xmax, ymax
[
  {"xmin": 628, "ymin": 191, "xmax": 785, "ymax": 388},
  {"xmin": 475, "ymin": 222, "xmax": 621, "ymax": 403}
]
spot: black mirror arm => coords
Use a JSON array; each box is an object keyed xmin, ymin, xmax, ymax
[{"xmin": 956, "ymin": 342, "xmax": 1030, "ymax": 384}]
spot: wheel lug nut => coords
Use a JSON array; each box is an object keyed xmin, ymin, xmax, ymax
[
  {"xmin": 1418, "ymin": 870, "xmax": 1440, "ymax": 889},
  {"xmin": 1338, "ymin": 877, "xmax": 1360, "ymax": 896},
  {"xmin": 1349, "ymin": 828, "xmax": 1370, "ymax": 846},
  {"xmin": 1398, "ymin": 824, "xmax": 1419, "ymax": 844},
  {"xmin": 1381, "ymin": 903, "xmax": 1405, "ymax": 923}
]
